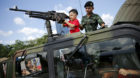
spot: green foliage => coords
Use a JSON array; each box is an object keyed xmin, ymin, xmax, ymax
[
  {"xmin": 0, "ymin": 44, "xmax": 11, "ymax": 58},
  {"xmin": 0, "ymin": 34, "xmax": 48, "ymax": 57},
  {"xmin": 8, "ymin": 40, "xmax": 26, "ymax": 57}
]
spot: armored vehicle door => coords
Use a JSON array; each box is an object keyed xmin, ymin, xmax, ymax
[{"xmin": 6, "ymin": 59, "xmax": 14, "ymax": 78}]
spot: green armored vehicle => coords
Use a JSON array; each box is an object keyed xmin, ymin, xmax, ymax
[{"xmin": 0, "ymin": 0, "xmax": 140, "ymax": 78}]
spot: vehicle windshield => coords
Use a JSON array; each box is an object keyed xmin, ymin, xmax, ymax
[{"xmin": 54, "ymin": 38, "xmax": 140, "ymax": 78}]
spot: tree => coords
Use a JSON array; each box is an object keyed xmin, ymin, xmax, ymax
[
  {"xmin": 8, "ymin": 40, "xmax": 26, "ymax": 56},
  {"xmin": 8, "ymin": 34, "xmax": 48, "ymax": 57},
  {"xmin": 0, "ymin": 34, "xmax": 48, "ymax": 57},
  {"xmin": 0, "ymin": 44, "xmax": 11, "ymax": 58}
]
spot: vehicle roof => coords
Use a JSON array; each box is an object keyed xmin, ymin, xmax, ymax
[{"xmin": 14, "ymin": 24, "xmax": 140, "ymax": 58}]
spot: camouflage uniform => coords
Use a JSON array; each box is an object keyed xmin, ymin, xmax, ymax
[{"xmin": 81, "ymin": 13, "xmax": 105, "ymax": 32}]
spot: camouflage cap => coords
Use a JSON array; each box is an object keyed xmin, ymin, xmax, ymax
[{"xmin": 84, "ymin": 1, "xmax": 94, "ymax": 8}]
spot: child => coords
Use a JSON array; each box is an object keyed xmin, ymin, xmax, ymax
[{"xmin": 63, "ymin": 9, "xmax": 80, "ymax": 34}]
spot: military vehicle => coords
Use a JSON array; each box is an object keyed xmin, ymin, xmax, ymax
[{"xmin": 0, "ymin": 0, "xmax": 140, "ymax": 78}]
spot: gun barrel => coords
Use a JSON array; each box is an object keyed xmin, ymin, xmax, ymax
[
  {"xmin": 9, "ymin": 8, "xmax": 44, "ymax": 14},
  {"xmin": 9, "ymin": 8, "xmax": 28, "ymax": 12}
]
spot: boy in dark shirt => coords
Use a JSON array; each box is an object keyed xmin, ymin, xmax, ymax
[{"xmin": 81, "ymin": 1, "xmax": 105, "ymax": 32}]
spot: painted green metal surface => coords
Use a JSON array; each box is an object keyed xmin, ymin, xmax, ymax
[{"xmin": 113, "ymin": 0, "xmax": 140, "ymax": 25}]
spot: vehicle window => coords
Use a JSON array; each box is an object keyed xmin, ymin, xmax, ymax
[
  {"xmin": 54, "ymin": 46, "xmax": 90, "ymax": 78},
  {"xmin": 86, "ymin": 38, "xmax": 140, "ymax": 78},
  {"xmin": 20, "ymin": 57, "xmax": 42, "ymax": 76},
  {"xmin": 2, "ymin": 63, "xmax": 7, "ymax": 78},
  {"xmin": 54, "ymin": 38, "xmax": 140, "ymax": 78},
  {"xmin": 16, "ymin": 52, "xmax": 49, "ymax": 78}
]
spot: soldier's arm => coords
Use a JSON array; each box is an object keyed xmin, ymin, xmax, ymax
[
  {"xmin": 97, "ymin": 15, "xmax": 105, "ymax": 28},
  {"xmin": 79, "ymin": 25, "xmax": 84, "ymax": 30},
  {"xmin": 119, "ymin": 68, "xmax": 140, "ymax": 76}
]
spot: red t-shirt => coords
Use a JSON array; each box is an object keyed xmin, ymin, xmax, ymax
[{"xmin": 64, "ymin": 19, "xmax": 80, "ymax": 33}]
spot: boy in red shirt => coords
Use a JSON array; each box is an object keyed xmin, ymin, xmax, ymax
[{"xmin": 63, "ymin": 9, "xmax": 80, "ymax": 34}]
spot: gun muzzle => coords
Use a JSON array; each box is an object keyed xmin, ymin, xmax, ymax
[{"xmin": 9, "ymin": 6, "xmax": 18, "ymax": 11}]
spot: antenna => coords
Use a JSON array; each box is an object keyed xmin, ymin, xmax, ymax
[{"xmin": 78, "ymin": 0, "xmax": 83, "ymax": 16}]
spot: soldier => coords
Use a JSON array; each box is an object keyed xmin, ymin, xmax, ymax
[{"xmin": 81, "ymin": 1, "xmax": 105, "ymax": 32}]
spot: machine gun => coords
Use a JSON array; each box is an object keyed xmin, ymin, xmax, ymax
[{"xmin": 9, "ymin": 6, "xmax": 69, "ymax": 40}]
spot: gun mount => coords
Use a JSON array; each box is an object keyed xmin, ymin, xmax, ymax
[{"xmin": 9, "ymin": 6, "xmax": 69, "ymax": 41}]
